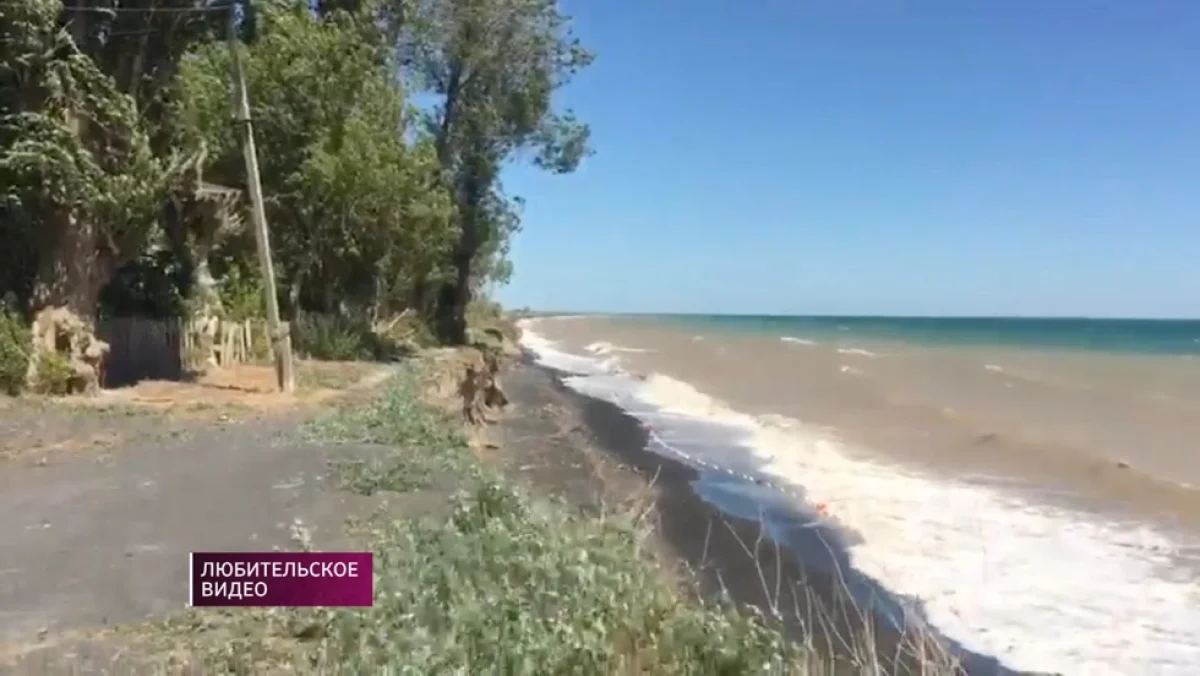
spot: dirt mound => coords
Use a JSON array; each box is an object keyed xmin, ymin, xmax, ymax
[{"xmin": 422, "ymin": 342, "xmax": 514, "ymax": 426}]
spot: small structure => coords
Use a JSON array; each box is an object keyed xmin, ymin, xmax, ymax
[{"xmin": 165, "ymin": 145, "xmax": 247, "ymax": 372}]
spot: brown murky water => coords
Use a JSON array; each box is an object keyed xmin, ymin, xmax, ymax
[
  {"xmin": 523, "ymin": 315, "xmax": 1200, "ymax": 673},
  {"xmin": 532, "ymin": 315, "xmax": 1200, "ymax": 531}
]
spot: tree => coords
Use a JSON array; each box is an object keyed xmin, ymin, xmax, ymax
[
  {"xmin": 404, "ymin": 0, "xmax": 592, "ymax": 344},
  {"xmin": 174, "ymin": 0, "xmax": 456, "ymax": 319},
  {"xmin": 0, "ymin": 0, "xmax": 190, "ymax": 319},
  {"xmin": 1, "ymin": 0, "xmax": 232, "ymax": 320},
  {"xmin": 0, "ymin": 0, "xmax": 591, "ymax": 383}
]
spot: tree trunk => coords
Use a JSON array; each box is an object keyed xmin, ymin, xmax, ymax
[
  {"xmin": 435, "ymin": 168, "xmax": 485, "ymax": 346},
  {"xmin": 435, "ymin": 60, "xmax": 464, "ymax": 167},
  {"xmin": 30, "ymin": 210, "xmax": 114, "ymax": 320},
  {"xmin": 26, "ymin": 210, "xmax": 115, "ymax": 394},
  {"xmin": 435, "ymin": 248, "xmax": 472, "ymax": 345}
]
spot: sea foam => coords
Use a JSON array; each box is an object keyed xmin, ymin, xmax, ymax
[
  {"xmin": 517, "ymin": 318, "xmax": 1200, "ymax": 675},
  {"xmin": 585, "ymin": 341, "xmax": 651, "ymax": 355},
  {"xmin": 836, "ymin": 347, "xmax": 881, "ymax": 358}
]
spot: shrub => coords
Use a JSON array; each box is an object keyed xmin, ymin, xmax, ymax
[
  {"xmin": 302, "ymin": 373, "xmax": 805, "ymax": 673},
  {"xmin": 292, "ymin": 313, "xmax": 370, "ymax": 361},
  {"xmin": 34, "ymin": 351, "xmax": 74, "ymax": 395},
  {"xmin": 216, "ymin": 266, "xmax": 266, "ymax": 322},
  {"xmin": 0, "ymin": 308, "xmax": 31, "ymax": 395},
  {"xmin": 466, "ymin": 297, "xmax": 519, "ymax": 345},
  {"xmin": 292, "ymin": 312, "xmax": 427, "ymax": 362},
  {"xmin": 147, "ymin": 367, "xmax": 966, "ymax": 673}
]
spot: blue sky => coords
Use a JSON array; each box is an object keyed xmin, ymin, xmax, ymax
[{"xmin": 496, "ymin": 1, "xmax": 1200, "ymax": 319}]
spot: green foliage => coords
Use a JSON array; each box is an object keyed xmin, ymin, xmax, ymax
[
  {"xmin": 465, "ymin": 295, "xmax": 517, "ymax": 346},
  {"xmin": 0, "ymin": 0, "xmax": 190, "ymax": 301},
  {"xmin": 215, "ymin": 265, "xmax": 266, "ymax": 321},
  {"xmin": 229, "ymin": 369, "xmax": 807, "ymax": 673},
  {"xmin": 0, "ymin": 307, "xmax": 31, "ymax": 396},
  {"xmin": 33, "ymin": 351, "xmax": 74, "ymax": 396},
  {"xmin": 2, "ymin": 0, "xmax": 588, "ymax": 346},
  {"xmin": 291, "ymin": 312, "xmax": 418, "ymax": 362},
  {"xmin": 406, "ymin": 0, "xmax": 594, "ymax": 343},
  {"xmin": 305, "ymin": 370, "xmax": 472, "ymax": 491},
  {"xmin": 292, "ymin": 313, "xmax": 372, "ymax": 361},
  {"xmin": 327, "ymin": 486, "xmax": 798, "ymax": 674},
  {"xmin": 175, "ymin": 1, "xmax": 457, "ymax": 323}
]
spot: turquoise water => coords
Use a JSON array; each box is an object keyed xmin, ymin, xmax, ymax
[{"xmin": 621, "ymin": 314, "xmax": 1200, "ymax": 356}]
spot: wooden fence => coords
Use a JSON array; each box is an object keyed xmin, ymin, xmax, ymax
[{"xmin": 97, "ymin": 316, "xmax": 271, "ymax": 388}]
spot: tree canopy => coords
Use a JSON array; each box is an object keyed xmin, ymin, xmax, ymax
[{"xmin": 0, "ymin": 0, "xmax": 592, "ymax": 344}]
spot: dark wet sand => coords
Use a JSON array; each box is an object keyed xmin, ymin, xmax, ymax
[{"xmin": 501, "ymin": 359, "xmax": 1055, "ymax": 675}]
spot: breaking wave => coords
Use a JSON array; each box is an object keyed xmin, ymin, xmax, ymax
[{"xmin": 517, "ymin": 318, "xmax": 1200, "ymax": 675}]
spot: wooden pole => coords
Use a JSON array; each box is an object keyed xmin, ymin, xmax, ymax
[{"xmin": 228, "ymin": 5, "xmax": 294, "ymax": 392}]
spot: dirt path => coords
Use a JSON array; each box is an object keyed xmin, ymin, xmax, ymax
[{"xmin": 0, "ymin": 365, "xmax": 396, "ymax": 672}]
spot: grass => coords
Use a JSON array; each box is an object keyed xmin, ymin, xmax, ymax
[
  {"xmin": 127, "ymin": 362, "xmax": 807, "ymax": 673},
  {"xmin": 0, "ymin": 394, "xmax": 159, "ymax": 417},
  {"xmin": 301, "ymin": 366, "xmax": 807, "ymax": 673},
  {"xmin": 302, "ymin": 369, "xmax": 472, "ymax": 494},
  {"xmin": 122, "ymin": 359, "xmax": 961, "ymax": 674},
  {"xmin": 295, "ymin": 360, "xmax": 378, "ymax": 392}
]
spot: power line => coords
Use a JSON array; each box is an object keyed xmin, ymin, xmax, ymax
[{"xmin": 0, "ymin": 3, "xmax": 230, "ymax": 12}]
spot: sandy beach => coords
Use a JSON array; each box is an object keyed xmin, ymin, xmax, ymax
[{"xmin": 519, "ymin": 314, "xmax": 1200, "ymax": 675}]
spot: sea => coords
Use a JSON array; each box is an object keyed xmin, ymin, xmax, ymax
[{"xmin": 518, "ymin": 314, "xmax": 1200, "ymax": 676}]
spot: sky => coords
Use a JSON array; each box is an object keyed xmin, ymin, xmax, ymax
[{"xmin": 496, "ymin": 1, "xmax": 1200, "ymax": 319}]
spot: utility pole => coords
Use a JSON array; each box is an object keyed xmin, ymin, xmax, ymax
[{"xmin": 228, "ymin": 5, "xmax": 295, "ymax": 393}]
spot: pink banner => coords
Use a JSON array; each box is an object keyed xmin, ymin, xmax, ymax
[{"xmin": 190, "ymin": 552, "xmax": 373, "ymax": 607}]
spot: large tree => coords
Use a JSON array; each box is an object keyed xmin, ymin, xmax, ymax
[
  {"xmin": 0, "ymin": 0, "xmax": 226, "ymax": 318},
  {"xmin": 174, "ymin": 0, "xmax": 457, "ymax": 318},
  {"xmin": 1, "ymin": 0, "xmax": 591, "ymax": 366},
  {"xmin": 2, "ymin": 0, "xmax": 183, "ymax": 319},
  {"xmin": 405, "ymin": 0, "xmax": 592, "ymax": 344}
]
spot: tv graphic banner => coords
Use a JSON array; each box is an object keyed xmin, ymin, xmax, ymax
[{"xmin": 189, "ymin": 552, "xmax": 374, "ymax": 607}]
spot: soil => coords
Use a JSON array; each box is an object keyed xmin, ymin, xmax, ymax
[
  {"xmin": 0, "ymin": 362, "xmax": 383, "ymax": 465},
  {"xmin": 0, "ymin": 362, "xmax": 396, "ymax": 673},
  {"xmin": 0, "ymin": 354, "xmax": 1049, "ymax": 675}
]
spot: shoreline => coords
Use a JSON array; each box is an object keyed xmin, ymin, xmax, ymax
[
  {"xmin": 1, "ymin": 339, "xmax": 1177, "ymax": 673},
  {"xmin": 526, "ymin": 313, "xmax": 1200, "ymax": 537},
  {"xmin": 517, "ymin": 315, "xmax": 1200, "ymax": 674},
  {"xmin": 509, "ymin": 357, "xmax": 1043, "ymax": 675}
]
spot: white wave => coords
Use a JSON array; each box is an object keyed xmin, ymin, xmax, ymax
[
  {"xmin": 984, "ymin": 364, "xmax": 1005, "ymax": 373},
  {"xmin": 517, "ymin": 323, "xmax": 1200, "ymax": 675},
  {"xmin": 781, "ymin": 336, "xmax": 817, "ymax": 346},
  {"xmin": 517, "ymin": 319, "xmax": 618, "ymax": 375},
  {"xmin": 742, "ymin": 422, "xmax": 1200, "ymax": 675},
  {"xmin": 837, "ymin": 347, "xmax": 880, "ymax": 358},
  {"xmin": 585, "ymin": 341, "xmax": 651, "ymax": 355},
  {"xmin": 840, "ymin": 365, "xmax": 862, "ymax": 376}
]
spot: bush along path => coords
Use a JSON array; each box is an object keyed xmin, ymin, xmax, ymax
[{"xmin": 60, "ymin": 355, "xmax": 814, "ymax": 674}]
